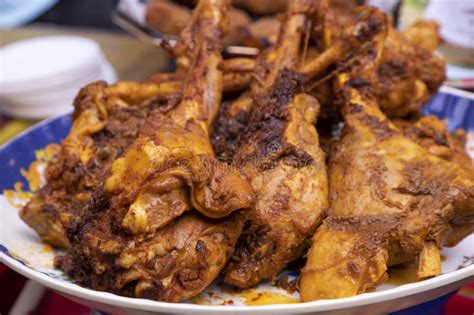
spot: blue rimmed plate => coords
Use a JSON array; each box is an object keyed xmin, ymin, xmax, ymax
[{"xmin": 1, "ymin": 86, "xmax": 473, "ymax": 314}]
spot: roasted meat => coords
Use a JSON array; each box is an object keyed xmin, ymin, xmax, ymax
[
  {"xmin": 300, "ymin": 21, "xmax": 474, "ymax": 301},
  {"xmin": 56, "ymin": 0, "xmax": 254, "ymax": 302},
  {"xmin": 214, "ymin": 0, "xmax": 329, "ymax": 288},
  {"xmin": 394, "ymin": 115, "xmax": 472, "ymax": 172},
  {"xmin": 214, "ymin": 6, "xmax": 393, "ymax": 288},
  {"xmin": 304, "ymin": 2, "xmax": 445, "ymax": 118},
  {"xmin": 20, "ymin": 80, "xmax": 180, "ymax": 248},
  {"xmin": 375, "ymin": 21, "xmax": 446, "ymax": 117},
  {"xmin": 104, "ymin": 1, "xmax": 253, "ymax": 235},
  {"xmin": 16, "ymin": 0, "xmax": 472, "ymax": 304},
  {"xmin": 60, "ymin": 205, "xmax": 244, "ymax": 301}
]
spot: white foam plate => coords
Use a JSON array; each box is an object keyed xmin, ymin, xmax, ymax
[
  {"xmin": 0, "ymin": 36, "xmax": 105, "ymax": 93},
  {"xmin": 0, "ymin": 63, "xmax": 117, "ymax": 119}
]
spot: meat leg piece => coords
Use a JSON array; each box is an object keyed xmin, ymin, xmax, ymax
[
  {"xmin": 20, "ymin": 80, "xmax": 180, "ymax": 248},
  {"xmin": 57, "ymin": 0, "xmax": 254, "ymax": 302},
  {"xmin": 222, "ymin": 0, "xmax": 329, "ymax": 288},
  {"xmin": 300, "ymin": 28, "xmax": 474, "ymax": 301},
  {"xmin": 105, "ymin": 0, "xmax": 253, "ymax": 236}
]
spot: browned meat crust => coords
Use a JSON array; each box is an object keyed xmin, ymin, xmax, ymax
[
  {"xmin": 18, "ymin": 0, "xmax": 470, "ymax": 305},
  {"xmin": 55, "ymin": 0, "xmax": 255, "ymax": 302},
  {"xmin": 20, "ymin": 81, "xmax": 180, "ymax": 248},
  {"xmin": 300, "ymin": 19, "xmax": 473, "ymax": 300}
]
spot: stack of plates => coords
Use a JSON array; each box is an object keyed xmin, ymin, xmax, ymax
[{"xmin": 0, "ymin": 36, "xmax": 117, "ymax": 120}]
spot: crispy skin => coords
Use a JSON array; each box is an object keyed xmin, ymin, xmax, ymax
[
  {"xmin": 57, "ymin": 0, "xmax": 254, "ymax": 302},
  {"xmin": 60, "ymin": 203, "xmax": 243, "ymax": 302},
  {"xmin": 20, "ymin": 80, "xmax": 181, "ymax": 248},
  {"xmin": 104, "ymin": 0, "xmax": 253, "ymax": 236},
  {"xmin": 224, "ymin": 89, "xmax": 328, "ymax": 287},
  {"xmin": 220, "ymin": 0, "xmax": 329, "ymax": 288},
  {"xmin": 394, "ymin": 116, "xmax": 474, "ymax": 246},
  {"xmin": 305, "ymin": 3, "xmax": 445, "ymax": 118},
  {"xmin": 394, "ymin": 116, "xmax": 472, "ymax": 172},
  {"xmin": 300, "ymin": 29, "xmax": 474, "ymax": 301},
  {"xmin": 375, "ymin": 22, "xmax": 446, "ymax": 117},
  {"xmin": 156, "ymin": 8, "xmax": 445, "ymax": 116}
]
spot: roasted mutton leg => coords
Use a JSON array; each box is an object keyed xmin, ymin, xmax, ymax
[
  {"xmin": 300, "ymin": 25, "xmax": 474, "ymax": 301},
  {"xmin": 149, "ymin": 57, "xmax": 256, "ymax": 95},
  {"xmin": 218, "ymin": 2, "xmax": 392, "ymax": 289},
  {"xmin": 57, "ymin": 0, "xmax": 254, "ymax": 302},
  {"xmin": 220, "ymin": 0, "xmax": 329, "ymax": 288},
  {"xmin": 20, "ymin": 80, "xmax": 181, "ymax": 248},
  {"xmin": 104, "ymin": 0, "xmax": 253, "ymax": 236}
]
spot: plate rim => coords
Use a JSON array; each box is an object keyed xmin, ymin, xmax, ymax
[
  {"xmin": 0, "ymin": 111, "xmax": 71, "ymax": 152},
  {"xmin": 1, "ymin": 251, "xmax": 473, "ymax": 313},
  {"xmin": 440, "ymin": 85, "xmax": 474, "ymax": 100},
  {"xmin": 1, "ymin": 86, "xmax": 473, "ymax": 313}
]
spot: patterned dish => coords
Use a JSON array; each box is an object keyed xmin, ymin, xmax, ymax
[{"xmin": 1, "ymin": 86, "xmax": 473, "ymax": 314}]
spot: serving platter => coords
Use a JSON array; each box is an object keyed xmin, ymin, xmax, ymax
[{"xmin": 1, "ymin": 86, "xmax": 473, "ymax": 314}]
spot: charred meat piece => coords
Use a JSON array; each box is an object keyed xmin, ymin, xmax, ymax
[
  {"xmin": 57, "ymin": 0, "xmax": 254, "ymax": 302},
  {"xmin": 20, "ymin": 80, "xmax": 181, "ymax": 248},
  {"xmin": 218, "ymin": 0, "xmax": 329, "ymax": 288},
  {"xmin": 300, "ymin": 23, "xmax": 473, "ymax": 300}
]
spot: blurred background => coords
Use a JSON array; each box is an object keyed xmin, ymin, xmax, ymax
[
  {"xmin": 0, "ymin": 0, "xmax": 473, "ymax": 128},
  {"xmin": 0, "ymin": 0, "xmax": 473, "ymax": 314}
]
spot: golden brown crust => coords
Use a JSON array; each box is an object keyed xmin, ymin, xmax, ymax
[
  {"xmin": 55, "ymin": 0, "xmax": 255, "ymax": 302},
  {"xmin": 20, "ymin": 81, "xmax": 181, "ymax": 248},
  {"xmin": 394, "ymin": 116, "xmax": 472, "ymax": 172},
  {"xmin": 221, "ymin": 0, "xmax": 329, "ymax": 288},
  {"xmin": 300, "ymin": 24, "xmax": 473, "ymax": 301}
]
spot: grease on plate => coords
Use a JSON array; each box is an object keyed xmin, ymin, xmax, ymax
[
  {"xmin": 243, "ymin": 290, "xmax": 300, "ymax": 306},
  {"xmin": 7, "ymin": 241, "xmax": 56, "ymax": 270},
  {"xmin": 386, "ymin": 263, "xmax": 417, "ymax": 286}
]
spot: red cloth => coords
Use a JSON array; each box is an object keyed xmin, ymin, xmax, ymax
[
  {"xmin": 31, "ymin": 290, "xmax": 90, "ymax": 315},
  {"xmin": 445, "ymin": 283, "xmax": 474, "ymax": 315},
  {"xmin": 1, "ymin": 263, "xmax": 473, "ymax": 314},
  {"xmin": 0, "ymin": 263, "xmax": 91, "ymax": 315},
  {"xmin": 0, "ymin": 263, "xmax": 27, "ymax": 314}
]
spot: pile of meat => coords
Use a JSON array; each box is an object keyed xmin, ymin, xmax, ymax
[{"xmin": 20, "ymin": 0, "xmax": 474, "ymax": 303}]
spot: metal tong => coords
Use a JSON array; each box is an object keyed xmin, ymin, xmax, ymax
[{"xmin": 112, "ymin": 9, "xmax": 259, "ymax": 58}]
